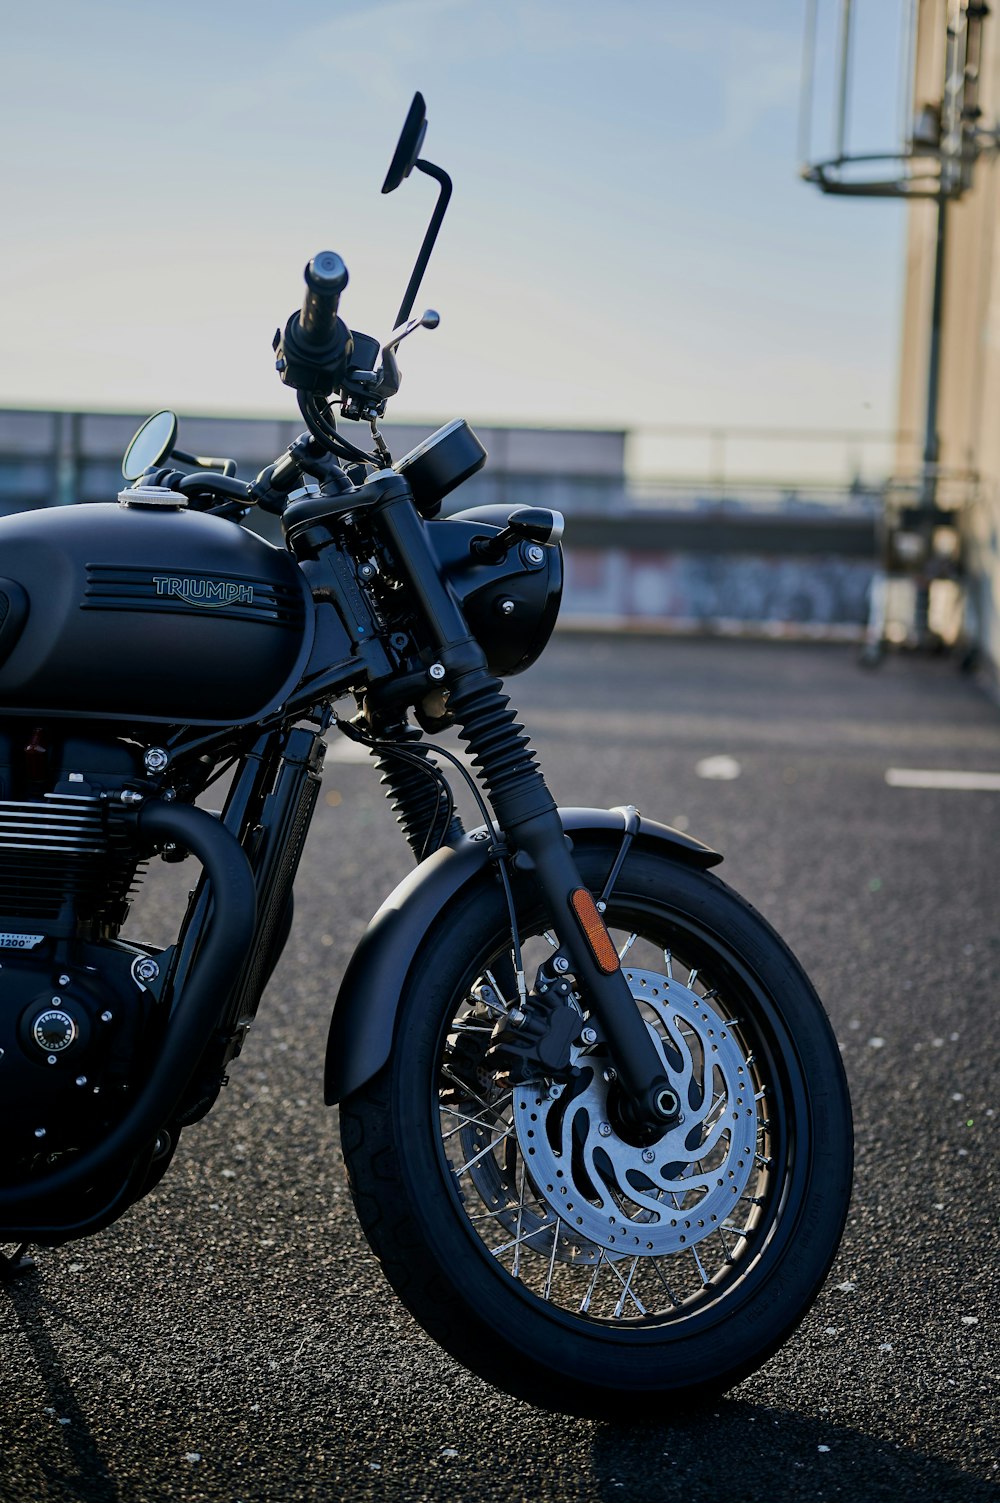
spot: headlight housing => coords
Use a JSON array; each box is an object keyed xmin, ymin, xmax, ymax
[{"xmin": 430, "ymin": 506, "xmax": 563, "ymax": 675}]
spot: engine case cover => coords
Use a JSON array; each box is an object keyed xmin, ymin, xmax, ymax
[
  {"xmin": 0, "ymin": 504, "xmax": 314, "ymax": 725},
  {"xmin": 0, "ymin": 947, "xmax": 155, "ymax": 1163}
]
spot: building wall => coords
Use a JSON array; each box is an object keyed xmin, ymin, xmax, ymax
[{"xmin": 897, "ymin": 0, "xmax": 1000, "ymax": 672}]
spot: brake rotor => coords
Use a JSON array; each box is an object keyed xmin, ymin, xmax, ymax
[{"xmin": 512, "ymin": 967, "xmax": 758, "ymax": 1256}]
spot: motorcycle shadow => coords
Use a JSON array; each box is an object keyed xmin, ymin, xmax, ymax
[
  {"xmin": 5, "ymin": 1273, "xmax": 122, "ymax": 1503},
  {"xmin": 589, "ymin": 1400, "xmax": 993, "ymax": 1503}
]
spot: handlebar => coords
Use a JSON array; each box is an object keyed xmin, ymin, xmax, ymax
[
  {"xmin": 275, "ymin": 250, "xmax": 353, "ymax": 396},
  {"xmin": 176, "ymin": 471, "xmax": 251, "ymax": 503},
  {"xmin": 299, "ymin": 251, "xmax": 349, "ymax": 349}
]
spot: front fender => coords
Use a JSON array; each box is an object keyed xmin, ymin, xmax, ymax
[{"xmin": 324, "ymin": 807, "xmax": 721, "ymax": 1105}]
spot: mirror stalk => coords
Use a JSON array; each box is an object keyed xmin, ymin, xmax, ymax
[{"xmin": 392, "ymin": 160, "xmax": 452, "ymax": 330}]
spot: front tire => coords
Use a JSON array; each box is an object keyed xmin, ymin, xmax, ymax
[{"xmin": 340, "ymin": 844, "xmax": 852, "ymax": 1416}]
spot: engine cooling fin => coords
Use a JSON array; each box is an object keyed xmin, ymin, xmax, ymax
[{"xmin": 0, "ymin": 793, "xmax": 144, "ymax": 928}]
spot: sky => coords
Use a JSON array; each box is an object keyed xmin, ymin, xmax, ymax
[{"xmin": 0, "ymin": 0, "xmax": 911, "ymax": 477}]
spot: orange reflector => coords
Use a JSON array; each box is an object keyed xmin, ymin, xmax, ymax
[{"xmin": 569, "ymin": 888, "xmax": 620, "ymax": 974}]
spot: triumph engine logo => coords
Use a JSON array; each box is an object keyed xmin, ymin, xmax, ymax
[{"xmin": 152, "ymin": 575, "xmax": 255, "ymax": 608}]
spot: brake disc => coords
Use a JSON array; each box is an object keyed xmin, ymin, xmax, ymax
[{"xmin": 512, "ymin": 967, "xmax": 758, "ymax": 1256}]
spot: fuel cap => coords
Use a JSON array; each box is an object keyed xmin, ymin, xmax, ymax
[{"xmin": 119, "ymin": 487, "xmax": 187, "ymax": 509}]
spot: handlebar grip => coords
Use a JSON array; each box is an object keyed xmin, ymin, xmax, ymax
[{"xmin": 299, "ymin": 251, "xmax": 349, "ymax": 349}]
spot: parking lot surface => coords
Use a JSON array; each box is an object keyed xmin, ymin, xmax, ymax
[{"xmin": 2, "ymin": 635, "xmax": 998, "ymax": 1502}]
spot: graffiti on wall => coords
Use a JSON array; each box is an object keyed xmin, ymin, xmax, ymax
[{"xmin": 563, "ymin": 549, "xmax": 873, "ymax": 630}]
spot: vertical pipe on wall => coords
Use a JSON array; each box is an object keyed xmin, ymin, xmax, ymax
[
  {"xmin": 921, "ymin": 195, "xmax": 948, "ymax": 504},
  {"xmin": 799, "ymin": 0, "xmax": 819, "ymax": 167},
  {"xmin": 835, "ymin": 0, "xmax": 855, "ymax": 161}
]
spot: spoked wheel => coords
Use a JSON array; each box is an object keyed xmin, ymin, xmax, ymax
[{"xmin": 340, "ymin": 843, "xmax": 853, "ymax": 1416}]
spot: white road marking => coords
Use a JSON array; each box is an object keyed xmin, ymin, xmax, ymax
[
  {"xmin": 327, "ymin": 738, "xmax": 475, "ymax": 769},
  {"xmin": 885, "ymin": 768, "xmax": 1000, "ymax": 791},
  {"xmin": 695, "ymin": 755, "xmax": 742, "ymax": 780},
  {"xmin": 327, "ymin": 739, "xmax": 373, "ymax": 764}
]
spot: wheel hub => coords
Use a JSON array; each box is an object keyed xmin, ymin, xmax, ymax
[{"xmin": 512, "ymin": 967, "xmax": 758, "ymax": 1256}]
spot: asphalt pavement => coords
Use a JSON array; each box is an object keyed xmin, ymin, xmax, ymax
[{"xmin": 1, "ymin": 634, "xmax": 998, "ymax": 1503}]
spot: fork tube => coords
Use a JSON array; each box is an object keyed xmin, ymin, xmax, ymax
[
  {"xmin": 367, "ymin": 474, "xmax": 674, "ymax": 1124},
  {"xmin": 448, "ymin": 667, "xmax": 675, "ymax": 1124}
]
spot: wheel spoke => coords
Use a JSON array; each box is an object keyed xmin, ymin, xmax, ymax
[
  {"xmin": 579, "ymin": 1258, "xmax": 603, "ymax": 1314},
  {"xmin": 481, "ymin": 969, "xmax": 513, "ymax": 1013},
  {"xmin": 439, "ymin": 1065, "xmax": 496, "ymax": 1116},
  {"xmin": 612, "ymin": 1256, "xmax": 646, "ymax": 1317},
  {"xmin": 489, "ymin": 1219, "xmax": 557, "ymax": 1259},
  {"xmin": 542, "ymin": 1218, "xmax": 560, "ymax": 1302},
  {"xmin": 439, "ymin": 1094, "xmax": 512, "ymax": 1140},
  {"xmin": 690, "ymin": 1244, "xmax": 710, "ymax": 1286},
  {"xmin": 453, "ymin": 1127, "xmax": 515, "ymax": 1177},
  {"xmin": 618, "ymin": 931, "xmax": 638, "ymax": 961},
  {"xmin": 650, "ymin": 1257, "xmax": 682, "ymax": 1307},
  {"xmin": 512, "ymin": 1160, "xmax": 527, "ymax": 1280}
]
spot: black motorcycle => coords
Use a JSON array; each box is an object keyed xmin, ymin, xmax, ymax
[{"xmin": 0, "ymin": 95, "xmax": 852, "ymax": 1416}]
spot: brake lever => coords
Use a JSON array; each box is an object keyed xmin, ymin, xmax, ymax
[
  {"xmin": 342, "ymin": 309, "xmax": 440, "ymax": 412},
  {"xmin": 383, "ymin": 308, "xmax": 440, "ymax": 354},
  {"xmin": 378, "ymin": 308, "xmax": 439, "ymax": 395}
]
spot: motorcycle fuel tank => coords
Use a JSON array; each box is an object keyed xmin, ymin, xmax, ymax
[{"xmin": 0, "ymin": 501, "xmax": 313, "ymax": 726}]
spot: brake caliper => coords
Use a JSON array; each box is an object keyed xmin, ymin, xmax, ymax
[{"xmin": 487, "ymin": 957, "xmax": 584, "ymax": 1084}]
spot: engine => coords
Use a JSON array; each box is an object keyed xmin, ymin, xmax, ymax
[{"xmin": 0, "ymin": 728, "xmax": 163, "ymax": 1172}]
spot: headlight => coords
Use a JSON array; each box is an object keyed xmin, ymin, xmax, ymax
[{"xmin": 430, "ymin": 506, "xmax": 563, "ymax": 675}]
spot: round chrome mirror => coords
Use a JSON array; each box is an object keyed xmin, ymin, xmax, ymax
[
  {"xmin": 122, "ymin": 410, "xmax": 178, "ymax": 481},
  {"xmin": 382, "ymin": 92, "xmax": 428, "ymax": 194}
]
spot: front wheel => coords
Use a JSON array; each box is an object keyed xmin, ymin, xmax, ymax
[{"xmin": 340, "ymin": 843, "xmax": 853, "ymax": 1416}]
